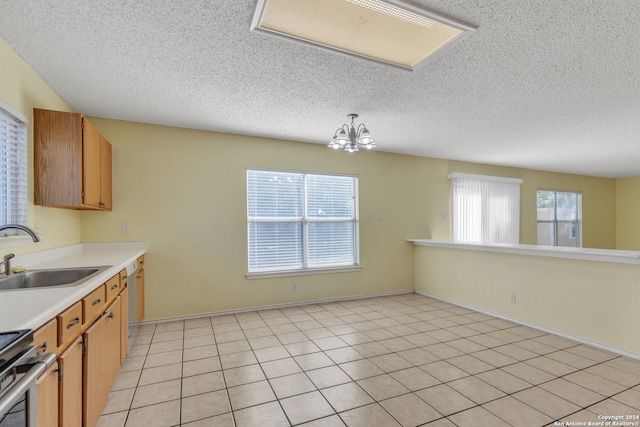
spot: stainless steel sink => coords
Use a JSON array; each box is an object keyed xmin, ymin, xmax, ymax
[{"xmin": 0, "ymin": 266, "xmax": 111, "ymax": 291}]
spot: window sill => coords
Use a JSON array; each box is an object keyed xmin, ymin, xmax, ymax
[{"xmin": 246, "ymin": 265, "xmax": 361, "ymax": 280}]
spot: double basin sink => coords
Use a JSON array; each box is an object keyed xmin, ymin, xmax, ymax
[{"xmin": 0, "ymin": 266, "xmax": 110, "ymax": 291}]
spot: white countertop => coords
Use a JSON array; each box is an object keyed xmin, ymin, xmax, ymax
[
  {"xmin": 0, "ymin": 242, "xmax": 146, "ymax": 331},
  {"xmin": 408, "ymin": 239, "xmax": 640, "ymax": 265}
]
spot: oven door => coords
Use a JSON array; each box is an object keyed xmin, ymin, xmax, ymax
[{"xmin": 0, "ymin": 350, "xmax": 56, "ymax": 427}]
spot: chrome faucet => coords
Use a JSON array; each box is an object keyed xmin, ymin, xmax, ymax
[
  {"xmin": 0, "ymin": 224, "xmax": 40, "ymax": 242},
  {"xmin": 1, "ymin": 253, "xmax": 15, "ymax": 275}
]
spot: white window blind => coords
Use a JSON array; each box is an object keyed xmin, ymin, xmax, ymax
[
  {"xmin": 449, "ymin": 173, "xmax": 521, "ymax": 244},
  {"xmin": 0, "ymin": 103, "xmax": 28, "ymax": 226},
  {"xmin": 247, "ymin": 169, "xmax": 358, "ymax": 273}
]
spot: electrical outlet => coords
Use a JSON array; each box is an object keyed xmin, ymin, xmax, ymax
[
  {"xmin": 510, "ymin": 293, "xmax": 516, "ymax": 304},
  {"xmin": 122, "ymin": 223, "xmax": 131, "ymax": 233},
  {"xmin": 292, "ymin": 282, "xmax": 298, "ymax": 291}
]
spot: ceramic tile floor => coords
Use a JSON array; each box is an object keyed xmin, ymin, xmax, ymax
[{"xmin": 97, "ymin": 293, "xmax": 640, "ymax": 427}]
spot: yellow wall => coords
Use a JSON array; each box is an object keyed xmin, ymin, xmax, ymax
[
  {"xmin": 616, "ymin": 177, "xmax": 640, "ymax": 250},
  {"xmin": 79, "ymin": 116, "xmax": 619, "ymax": 320},
  {"xmin": 444, "ymin": 161, "xmax": 617, "ymax": 249},
  {"xmin": 0, "ymin": 38, "xmax": 82, "ymax": 253},
  {"xmin": 80, "ymin": 119, "xmax": 430, "ymax": 319},
  {"xmin": 414, "ymin": 245, "xmax": 640, "ymax": 356},
  {"xmin": 0, "ymin": 36, "xmax": 623, "ymax": 321}
]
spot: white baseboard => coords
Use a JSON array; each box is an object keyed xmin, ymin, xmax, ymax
[
  {"xmin": 415, "ymin": 290, "xmax": 640, "ymax": 361},
  {"xmin": 141, "ymin": 289, "xmax": 415, "ymax": 326}
]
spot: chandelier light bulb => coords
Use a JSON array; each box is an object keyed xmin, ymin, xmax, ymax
[{"xmin": 327, "ymin": 114, "xmax": 376, "ymax": 152}]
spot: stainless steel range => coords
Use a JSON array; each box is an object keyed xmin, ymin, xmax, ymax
[{"xmin": 0, "ymin": 330, "xmax": 55, "ymax": 427}]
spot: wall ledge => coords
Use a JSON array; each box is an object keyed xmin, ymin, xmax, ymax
[{"xmin": 408, "ymin": 239, "xmax": 640, "ymax": 265}]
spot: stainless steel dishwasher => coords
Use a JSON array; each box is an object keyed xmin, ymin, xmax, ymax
[{"xmin": 125, "ymin": 260, "xmax": 139, "ymax": 351}]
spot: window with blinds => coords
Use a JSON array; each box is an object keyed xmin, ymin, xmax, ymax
[
  {"xmin": 247, "ymin": 169, "xmax": 359, "ymax": 274},
  {"xmin": 449, "ymin": 173, "xmax": 522, "ymax": 244},
  {"xmin": 537, "ymin": 190, "xmax": 582, "ymax": 247},
  {"xmin": 0, "ymin": 104, "xmax": 28, "ymax": 227}
]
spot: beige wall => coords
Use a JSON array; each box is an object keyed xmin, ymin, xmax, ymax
[
  {"xmin": 414, "ymin": 245, "xmax": 640, "ymax": 356},
  {"xmin": 0, "ymin": 38, "xmax": 81, "ymax": 254},
  {"xmin": 616, "ymin": 177, "xmax": 640, "ymax": 250},
  {"xmin": 444, "ymin": 161, "xmax": 617, "ymax": 249},
  {"xmin": 80, "ymin": 119, "xmax": 431, "ymax": 319},
  {"xmin": 80, "ymin": 116, "xmax": 619, "ymax": 320},
  {"xmin": 1, "ymin": 36, "xmax": 625, "ymax": 321}
]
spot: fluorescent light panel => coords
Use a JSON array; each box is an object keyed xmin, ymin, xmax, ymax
[{"xmin": 251, "ymin": 0, "xmax": 476, "ymax": 70}]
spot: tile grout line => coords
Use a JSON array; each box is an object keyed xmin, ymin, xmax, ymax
[{"xmin": 101, "ymin": 295, "xmax": 640, "ymax": 427}]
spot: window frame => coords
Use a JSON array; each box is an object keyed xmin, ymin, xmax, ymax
[
  {"xmin": 246, "ymin": 168, "xmax": 361, "ymax": 279},
  {"xmin": 0, "ymin": 99, "xmax": 29, "ymax": 248},
  {"xmin": 536, "ymin": 189, "xmax": 582, "ymax": 248}
]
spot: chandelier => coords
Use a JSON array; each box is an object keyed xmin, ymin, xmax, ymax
[{"xmin": 328, "ymin": 114, "xmax": 376, "ymax": 153}]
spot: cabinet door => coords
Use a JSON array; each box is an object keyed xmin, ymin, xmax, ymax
[
  {"xmin": 37, "ymin": 361, "xmax": 59, "ymax": 427},
  {"xmin": 59, "ymin": 337, "xmax": 83, "ymax": 427},
  {"xmin": 137, "ymin": 266, "xmax": 145, "ymax": 325},
  {"xmin": 82, "ymin": 117, "xmax": 102, "ymax": 208},
  {"xmin": 120, "ymin": 287, "xmax": 129, "ymax": 364},
  {"xmin": 100, "ymin": 136, "xmax": 113, "ymax": 210},
  {"xmin": 34, "ymin": 108, "xmax": 83, "ymax": 207},
  {"xmin": 84, "ymin": 298, "xmax": 121, "ymax": 427}
]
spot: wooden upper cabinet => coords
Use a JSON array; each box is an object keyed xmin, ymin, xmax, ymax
[
  {"xmin": 34, "ymin": 108, "xmax": 112, "ymax": 210},
  {"xmin": 100, "ymin": 135, "xmax": 113, "ymax": 209}
]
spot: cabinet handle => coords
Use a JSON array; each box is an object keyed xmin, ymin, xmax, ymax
[
  {"xmin": 40, "ymin": 341, "xmax": 47, "ymax": 354},
  {"xmin": 136, "ymin": 275, "xmax": 141, "ymax": 279},
  {"xmin": 67, "ymin": 317, "xmax": 80, "ymax": 329},
  {"xmin": 110, "ymin": 284, "xmax": 118, "ymax": 291},
  {"xmin": 92, "ymin": 299, "xmax": 102, "ymax": 306},
  {"xmin": 108, "ymin": 312, "xmax": 114, "ymax": 319}
]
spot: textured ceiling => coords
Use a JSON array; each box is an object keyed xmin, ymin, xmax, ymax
[{"xmin": 1, "ymin": 0, "xmax": 640, "ymax": 178}]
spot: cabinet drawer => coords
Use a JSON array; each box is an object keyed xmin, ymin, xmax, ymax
[
  {"xmin": 58, "ymin": 302, "xmax": 83, "ymax": 346},
  {"xmin": 83, "ymin": 284, "xmax": 106, "ymax": 324},
  {"xmin": 33, "ymin": 318, "xmax": 58, "ymax": 356},
  {"xmin": 105, "ymin": 275, "xmax": 120, "ymax": 301},
  {"xmin": 119, "ymin": 269, "xmax": 127, "ymax": 288}
]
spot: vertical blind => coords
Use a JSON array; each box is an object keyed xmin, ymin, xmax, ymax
[
  {"xmin": 449, "ymin": 173, "xmax": 521, "ymax": 244},
  {"xmin": 247, "ymin": 169, "xmax": 358, "ymax": 273},
  {"xmin": 0, "ymin": 104, "xmax": 27, "ymax": 226}
]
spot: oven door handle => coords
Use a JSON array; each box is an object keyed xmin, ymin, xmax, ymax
[{"xmin": 0, "ymin": 352, "xmax": 56, "ymax": 416}]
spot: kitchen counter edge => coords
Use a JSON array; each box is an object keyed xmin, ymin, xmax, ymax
[{"xmin": 0, "ymin": 242, "xmax": 146, "ymax": 331}]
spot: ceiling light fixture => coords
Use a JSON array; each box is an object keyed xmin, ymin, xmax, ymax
[
  {"xmin": 251, "ymin": 0, "xmax": 476, "ymax": 71},
  {"xmin": 328, "ymin": 114, "xmax": 376, "ymax": 153}
]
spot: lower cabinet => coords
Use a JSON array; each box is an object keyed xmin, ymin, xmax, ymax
[
  {"xmin": 136, "ymin": 259, "xmax": 145, "ymax": 324},
  {"xmin": 37, "ymin": 361, "xmax": 59, "ymax": 427},
  {"xmin": 84, "ymin": 297, "xmax": 122, "ymax": 427},
  {"xmin": 120, "ymin": 287, "xmax": 128, "ymax": 364},
  {"xmin": 34, "ymin": 267, "xmax": 133, "ymax": 427},
  {"xmin": 59, "ymin": 336, "xmax": 83, "ymax": 427}
]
